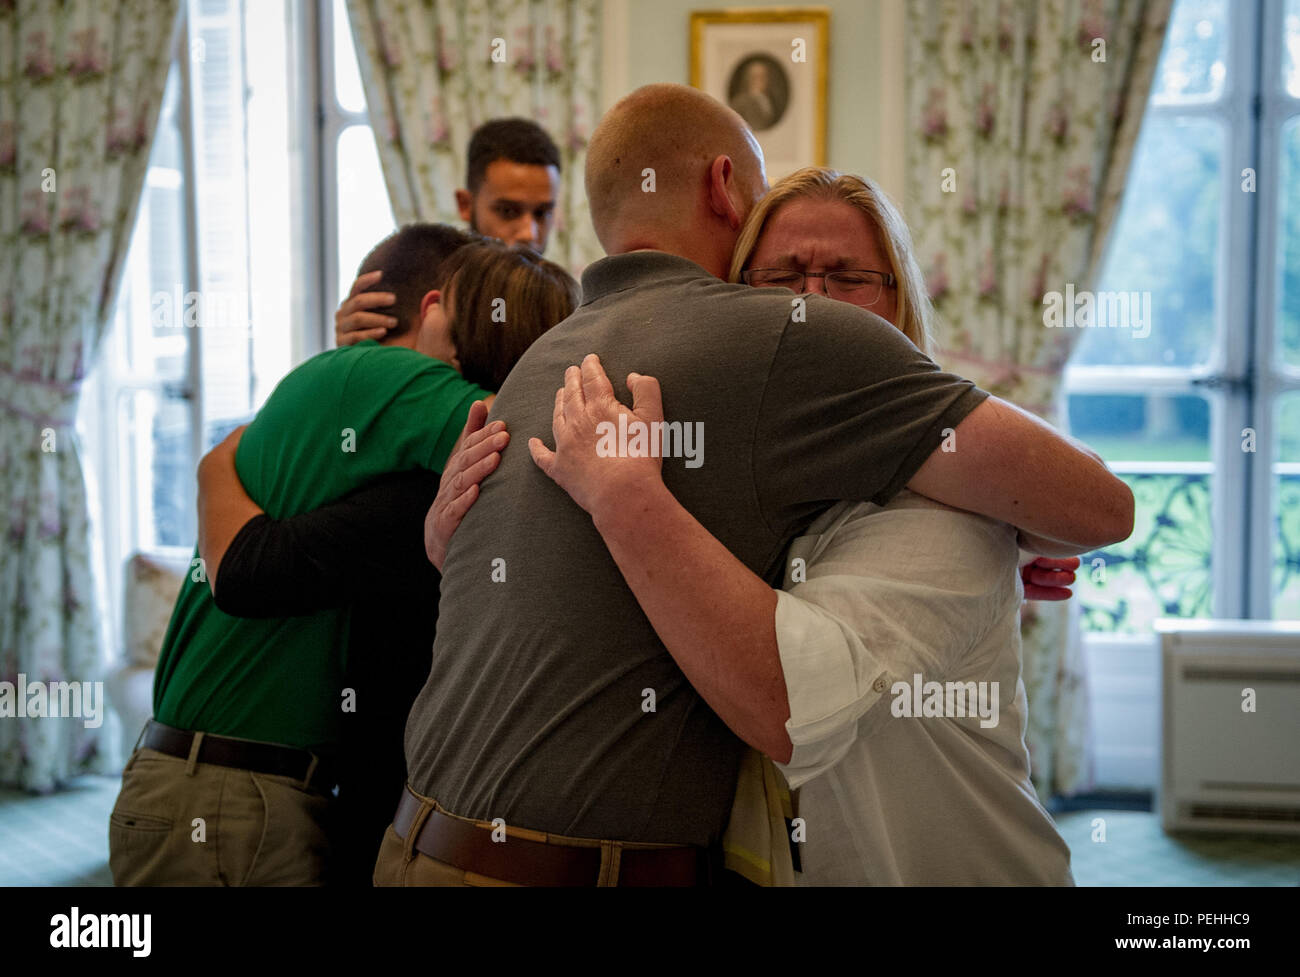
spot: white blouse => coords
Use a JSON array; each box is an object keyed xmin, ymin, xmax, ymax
[{"xmin": 772, "ymin": 490, "xmax": 1075, "ymax": 885}]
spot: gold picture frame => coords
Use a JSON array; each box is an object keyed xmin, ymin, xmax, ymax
[{"xmin": 690, "ymin": 7, "xmax": 829, "ymax": 179}]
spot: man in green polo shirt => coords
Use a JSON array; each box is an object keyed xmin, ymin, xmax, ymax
[{"xmin": 109, "ymin": 223, "xmax": 492, "ymax": 886}]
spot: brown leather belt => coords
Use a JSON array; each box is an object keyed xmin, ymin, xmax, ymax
[
  {"xmin": 140, "ymin": 720, "xmax": 338, "ymax": 793},
  {"xmin": 392, "ymin": 786, "xmax": 709, "ymax": 886}
]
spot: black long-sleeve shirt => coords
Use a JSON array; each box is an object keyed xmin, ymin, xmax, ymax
[{"xmin": 213, "ymin": 469, "xmax": 440, "ymax": 886}]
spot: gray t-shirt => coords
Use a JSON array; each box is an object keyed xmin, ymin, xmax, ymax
[{"xmin": 404, "ymin": 251, "xmax": 989, "ymax": 846}]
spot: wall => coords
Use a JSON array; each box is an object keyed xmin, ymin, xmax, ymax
[{"xmin": 601, "ymin": 0, "xmax": 907, "ymax": 204}]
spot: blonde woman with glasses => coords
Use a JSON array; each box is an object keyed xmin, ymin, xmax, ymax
[{"xmin": 434, "ymin": 167, "xmax": 1087, "ymax": 885}]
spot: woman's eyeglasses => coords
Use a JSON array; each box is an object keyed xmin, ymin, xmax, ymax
[{"xmin": 741, "ymin": 268, "xmax": 896, "ymax": 306}]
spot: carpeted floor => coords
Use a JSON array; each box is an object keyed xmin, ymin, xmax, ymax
[
  {"xmin": 1054, "ymin": 810, "xmax": 1300, "ymax": 886},
  {"xmin": 1, "ymin": 779, "xmax": 1298, "ymax": 886},
  {"xmin": 0, "ymin": 775, "xmax": 118, "ymax": 886}
]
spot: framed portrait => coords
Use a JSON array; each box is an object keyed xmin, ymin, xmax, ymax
[{"xmin": 689, "ymin": 7, "xmax": 829, "ymax": 181}]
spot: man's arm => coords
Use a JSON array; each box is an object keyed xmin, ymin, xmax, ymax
[
  {"xmin": 587, "ymin": 477, "xmax": 790, "ymax": 761},
  {"xmin": 196, "ymin": 431, "xmax": 439, "ymax": 616},
  {"xmin": 527, "ymin": 356, "xmax": 1104, "ymax": 763},
  {"xmin": 196, "ymin": 425, "xmax": 255, "ymax": 591},
  {"xmin": 753, "ymin": 300, "xmax": 1132, "ymax": 556},
  {"xmin": 212, "ymin": 471, "xmax": 439, "ymax": 617},
  {"xmin": 906, "ymin": 396, "xmax": 1133, "ymax": 555}
]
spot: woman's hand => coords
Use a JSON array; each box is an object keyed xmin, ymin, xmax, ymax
[
  {"xmin": 1020, "ymin": 556, "xmax": 1080, "ymax": 601},
  {"xmin": 527, "ymin": 353, "xmax": 665, "ymax": 519},
  {"xmin": 424, "ymin": 400, "xmax": 509, "ymax": 571},
  {"xmin": 335, "ymin": 269, "xmax": 397, "ymax": 346}
]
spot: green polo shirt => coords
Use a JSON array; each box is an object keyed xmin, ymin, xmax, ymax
[{"xmin": 152, "ymin": 340, "xmax": 491, "ymax": 751}]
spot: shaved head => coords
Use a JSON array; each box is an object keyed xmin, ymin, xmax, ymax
[{"xmin": 585, "ymin": 84, "xmax": 768, "ymax": 257}]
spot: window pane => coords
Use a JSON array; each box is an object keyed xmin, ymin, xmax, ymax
[
  {"xmin": 1278, "ymin": 118, "xmax": 1300, "ymax": 370},
  {"xmin": 192, "ymin": 0, "xmax": 254, "ymax": 445},
  {"xmin": 1077, "ymin": 472, "xmax": 1214, "ymax": 634},
  {"xmin": 1275, "ymin": 394, "xmax": 1300, "ymax": 618},
  {"xmin": 116, "ymin": 389, "xmax": 195, "ymax": 550},
  {"xmin": 334, "ymin": 0, "xmax": 367, "ymax": 114},
  {"xmin": 1070, "ymin": 393, "xmax": 1214, "ymax": 634},
  {"xmin": 102, "ymin": 61, "xmax": 195, "ymax": 550},
  {"xmin": 1151, "ymin": 0, "xmax": 1227, "ymax": 102},
  {"xmin": 153, "ymin": 396, "xmax": 196, "ymax": 546},
  {"xmin": 1068, "ymin": 393, "xmax": 1210, "ymax": 462},
  {"xmin": 132, "ymin": 94, "xmax": 188, "ymax": 387},
  {"xmin": 337, "ymin": 125, "xmax": 396, "ymax": 302},
  {"xmin": 190, "ymin": 0, "xmax": 297, "ymax": 445},
  {"xmin": 1285, "ymin": 0, "xmax": 1300, "ymax": 97},
  {"xmin": 1072, "ymin": 118, "xmax": 1222, "ymax": 369},
  {"xmin": 245, "ymin": 0, "xmax": 295, "ymax": 408}
]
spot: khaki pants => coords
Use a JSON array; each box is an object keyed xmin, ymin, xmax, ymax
[
  {"xmin": 372, "ymin": 786, "xmax": 703, "ymax": 886},
  {"xmin": 109, "ymin": 745, "xmax": 333, "ymax": 886}
]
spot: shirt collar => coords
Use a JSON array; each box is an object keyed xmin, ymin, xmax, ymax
[{"xmin": 578, "ymin": 251, "xmax": 718, "ymax": 305}]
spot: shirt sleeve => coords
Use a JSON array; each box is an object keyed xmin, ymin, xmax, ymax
[
  {"xmin": 212, "ymin": 470, "xmax": 440, "ymax": 618},
  {"xmin": 751, "ymin": 297, "xmax": 989, "ymax": 533},
  {"xmin": 772, "ymin": 497, "xmax": 1018, "ymax": 788}
]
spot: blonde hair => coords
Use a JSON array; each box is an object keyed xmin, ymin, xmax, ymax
[{"xmin": 729, "ymin": 166, "xmax": 935, "ymax": 356}]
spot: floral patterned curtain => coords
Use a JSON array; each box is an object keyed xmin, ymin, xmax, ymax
[
  {"xmin": 0, "ymin": 0, "xmax": 179, "ymax": 791},
  {"xmin": 345, "ymin": 0, "xmax": 602, "ymax": 275},
  {"xmin": 905, "ymin": 0, "xmax": 1172, "ymax": 796}
]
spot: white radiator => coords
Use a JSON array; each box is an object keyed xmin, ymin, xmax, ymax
[{"xmin": 1158, "ymin": 619, "xmax": 1300, "ymax": 834}]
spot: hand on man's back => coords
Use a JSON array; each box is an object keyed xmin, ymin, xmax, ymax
[{"xmin": 424, "ymin": 400, "xmax": 508, "ymax": 571}]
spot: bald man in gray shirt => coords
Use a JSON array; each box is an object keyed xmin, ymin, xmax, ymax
[{"xmin": 378, "ymin": 84, "xmax": 1132, "ymax": 886}]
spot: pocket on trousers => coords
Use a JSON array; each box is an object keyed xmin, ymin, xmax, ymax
[
  {"xmin": 241, "ymin": 774, "xmax": 332, "ymax": 885},
  {"xmin": 108, "ymin": 810, "xmax": 175, "ymax": 885},
  {"xmin": 109, "ymin": 808, "xmax": 174, "ymax": 856},
  {"xmin": 109, "ymin": 810, "xmax": 173, "ymax": 833}
]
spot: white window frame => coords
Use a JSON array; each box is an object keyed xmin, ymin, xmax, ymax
[
  {"xmin": 1250, "ymin": 0, "xmax": 1300, "ymax": 618},
  {"xmin": 88, "ymin": 0, "xmax": 352, "ymax": 646},
  {"xmin": 1065, "ymin": 0, "xmax": 1259, "ymax": 622}
]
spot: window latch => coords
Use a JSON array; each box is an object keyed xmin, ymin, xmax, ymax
[{"xmin": 1189, "ymin": 373, "xmax": 1251, "ymax": 394}]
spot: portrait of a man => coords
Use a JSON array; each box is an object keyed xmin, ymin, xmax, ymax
[
  {"xmin": 691, "ymin": 7, "xmax": 828, "ymax": 179},
  {"xmin": 727, "ymin": 54, "xmax": 790, "ymax": 131}
]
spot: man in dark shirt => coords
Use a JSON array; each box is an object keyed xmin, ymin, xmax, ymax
[{"xmin": 379, "ymin": 85, "xmax": 1131, "ymax": 885}]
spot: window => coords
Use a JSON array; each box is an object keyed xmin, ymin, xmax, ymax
[
  {"xmin": 79, "ymin": 0, "xmax": 386, "ymax": 634},
  {"xmin": 1065, "ymin": 0, "xmax": 1299, "ymax": 786},
  {"xmin": 326, "ymin": 0, "xmax": 396, "ymax": 313}
]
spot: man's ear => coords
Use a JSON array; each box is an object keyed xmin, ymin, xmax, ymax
[
  {"xmin": 455, "ymin": 189, "xmax": 474, "ymax": 224},
  {"xmin": 419, "ymin": 288, "xmax": 442, "ymax": 321},
  {"xmin": 706, "ymin": 155, "xmax": 744, "ymax": 231}
]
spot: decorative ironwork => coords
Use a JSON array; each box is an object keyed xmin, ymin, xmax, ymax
[
  {"xmin": 1275, "ymin": 471, "xmax": 1300, "ymax": 618},
  {"xmin": 1078, "ymin": 471, "xmax": 1213, "ymax": 634}
]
